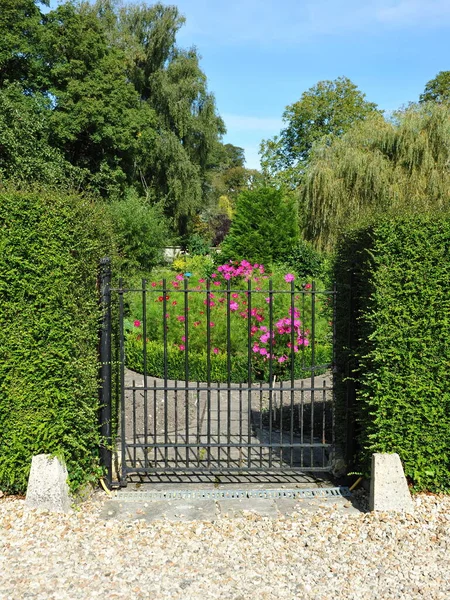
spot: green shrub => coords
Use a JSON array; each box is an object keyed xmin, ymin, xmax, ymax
[
  {"xmin": 0, "ymin": 188, "xmax": 115, "ymax": 494},
  {"xmin": 107, "ymin": 191, "xmax": 169, "ymax": 273},
  {"xmin": 334, "ymin": 214, "xmax": 450, "ymax": 491},
  {"xmin": 219, "ymin": 187, "xmax": 300, "ymax": 264},
  {"xmin": 280, "ymin": 239, "xmax": 325, "ymax": 279},
  {"xmin": 125, "ymin": 338, "xmax": 330, "ymax": 383}
]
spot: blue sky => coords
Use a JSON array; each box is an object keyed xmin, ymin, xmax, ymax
[{"xmin": 49, "ymin": 0, "xmax": 450, "ymax": 169}]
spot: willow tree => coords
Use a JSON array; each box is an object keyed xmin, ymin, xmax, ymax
[{"xmin": 302, "ymin": 102, "xmax": 450, "ymax": 250}]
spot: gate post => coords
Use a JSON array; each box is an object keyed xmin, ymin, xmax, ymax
[
  {"xmin": 99, "ymin": 257, "xmax": 112, "ymax": 487},
  {"xmin": 345, "ymin": 268, "xmax": 357, "ymax": 467}
]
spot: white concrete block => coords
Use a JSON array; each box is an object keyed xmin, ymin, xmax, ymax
[
  {"xmin": 25, "ymin": 454, "xmax": 71, "ymax": 513},
  {"xmin": 369, "ymin": 453, "xmax": 414, "ymax": 513}
]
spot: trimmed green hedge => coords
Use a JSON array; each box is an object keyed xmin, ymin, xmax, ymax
[
  {"xmin": 0, "ymin": 188, "xmax": 114, "ymax": 493},
  {"xmin": 334, "ymin": 214, "xmax": 450, "ymax": 491},
  {"xmin": 125, "ymin": 337, "xmax": 331, "ymax": 383}
]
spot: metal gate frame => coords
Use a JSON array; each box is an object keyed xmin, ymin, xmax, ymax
[{"xmin": 99, "ymin": 258, "xmax": 337, "ymax": 488}]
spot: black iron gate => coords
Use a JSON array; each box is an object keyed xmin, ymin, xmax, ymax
[{"xmin": 99, "ymin": 259, "xmax": 337, "ymax": 487}]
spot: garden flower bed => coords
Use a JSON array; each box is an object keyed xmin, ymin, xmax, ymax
[{"xmin": 124, "ymin": 260, "xmax": 332, "ymax": 383}]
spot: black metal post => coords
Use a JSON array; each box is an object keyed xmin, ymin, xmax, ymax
[
  {"xmin": 346, "ymin": 270, "xmax": 357, "ymax": 467},
  {"xmin": 99, "ymin": 257, "xmax": 112, "ymax": 487}
]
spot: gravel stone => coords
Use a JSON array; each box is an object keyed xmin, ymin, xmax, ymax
[{"xmin": 1, "ymin": 491, "xmax": 450, "ymax": 599}]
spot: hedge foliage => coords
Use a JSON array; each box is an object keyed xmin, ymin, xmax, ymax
[
  {"xmin": 0, "ymin": 188, "xmax": 114, "ymax": 493},
  {"xmin": 125, "ymin": 337, "xmax": 331, "ymax": 384},
  {"xmin": 334, "ymin": 214, "xmax": 450, "ymax": 491}
]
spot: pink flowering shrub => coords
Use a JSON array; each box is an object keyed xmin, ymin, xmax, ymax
[{"xmin": 125, "ymin": 260, "xmax": 331, "ymax": 381}]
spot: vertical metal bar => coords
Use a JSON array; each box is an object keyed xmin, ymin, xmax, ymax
[
  {"xmin": 153, "ymin": 379, "xmax": 157, "ymax": 467},
  {"xmin": 206, "ymin": 279, "xmax": 211, "ymax": 467},
  {"xmin": 289, "ymin": 279, "xmax": 295, "ymax": 468},
  {"xmin": 280, "ymin": 379, "xmax": 284, "ymax": 468},
  {"xmin": 118, "ymin": 278, "xmax": 127, "ymax": 486},
  {"xmin": 301, "ymin": 287, "xmax": 306, "ymax": 371},
  {"xmin": 322, "ymin": 380, "xmax": 327, "ymax": 468},
  {"xmin": 142, "ymin": 278, "xmax": 148, "ymax": 472},
  {"xmin": 184, "ymin": 278, "xmax": 189, "ymax": 467},
  {"xmin": 239, "ymin": 381, "xmax": 243, "ymax": 467},
  {"xmin": 162, "ymin": 279, "xmax": 168, "ymax": 467},
  {"xmin": 99, "ymin": 258, "xmax": 112, "ymax": 486},
  {"xmin": 174, "ymin": 379, "xmax": 178, "ymax": 468},
  {"xmin": 217, "ymin": 380, "xmax": 221, "ymax": 467},
  {"xmin": 259, "ymin": 381, "xmax": 263, "ymax": 467},
  {"xmin": 196, "ymin": 382, "xmax": 200, "ymax": 467},
  {"xmin": 310, "ymin": 281, "xmax": 316, "ymax": 469},
  {"xmin": 132, "ymin": 381, "xmax": 136, "ymax": 469},
  {"xmin": 226, "ymin": 280, "xmax": 231, "ymax": 467},
  {"xmin": 300, "ymin": 380, "xmax": 304, "ymax": 468},
  {"xmin": 268, "ymin": 279, "xmax": 274, "ymax": 468},
  {"xmin": 332, "ymin": 282, "xmax": 337, "ymax": 466},
  {"xmin": 247, "ymin": 279, "xmax": 252, "ymax": 468}
]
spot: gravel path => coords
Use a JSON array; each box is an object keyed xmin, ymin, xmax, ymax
[{"xmin": 1, "ymin": 492, "xmax": 450, "ymax": 599}]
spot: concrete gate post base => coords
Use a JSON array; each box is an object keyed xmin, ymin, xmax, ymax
[
  {"xmin": 25, "ymin": 454, "xmax": 71, "ymax": 513},
  {"xmin": 369, "ymin": 453, "xmax": 414, "ymax": 513}
]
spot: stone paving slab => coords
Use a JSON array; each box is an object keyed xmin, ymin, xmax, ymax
[
  {"xmin": 100, "ymin": 491, "xmax": 362, "ymax": 522},
  {"xmin": 102, "ymin": 499, "xmax": 217, "ymax": 522}
]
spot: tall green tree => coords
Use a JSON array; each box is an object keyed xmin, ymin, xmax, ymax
[
  {"xmin": 0, "ymin": 0, "xmax": 226, "ymax": 238},
  {"xmin": 302, "ymin": 103, "xmax": 450, "ymax": 250},
  {"xmin": 220, "ymin": 187, "xmax": 300, "ymax": 264},
  {"xmin": 420, "ymin": 71, "xmax": 450, "ymax": 104},
  {"xmin": 0, "ymin": 84, "xmax": 76, "ymax": 186},
  {"xmin": 0, "ymin": 0, "xmax": 47, "ymax": 88},
  {"xmin": 94, "ymin": 1, "xmax": 225, "ymax": 234},
  {"xmin": 260, "ymin": 77, "xmax": 380, "ymax": 187}
]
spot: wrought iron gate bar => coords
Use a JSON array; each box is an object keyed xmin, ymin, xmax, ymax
[
  {"xmin": 125, "ymin": 442, "xmax": 331, "ymax": 448},
  {"xmin": 123, "ymin": 384, "xmax": 333, "ymax": 392}
]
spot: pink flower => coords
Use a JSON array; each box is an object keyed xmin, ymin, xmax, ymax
[
  {"xmin": 211, "ymin": 273, "xmax": 217, "ymax": 278},
  {"xmin": 213, "ymin": 347, "xmax": 219, "ymax": 354},
  {"xmin": 230, "ymin": 301, "xmax": 239, "ymax": 311},
  {"xmin": 278, "ymin": 356, "xmax": 288, "ymax": 363},
  {"xmin": 199, "ymin": 278, "xmax": 205, "ymax": 283},
  {"xmin": 213, "ymin": 281, "xmax": 221, "ymax": 286},
  {"xmin": 133, "ymin": 320, "xmax": 141, "ymax": 327},
  {"xmin": 172, "ymin": 301, "xmax": 177, "ymax": 306},
  {"xmin": 176, "ymin": 274, "xmax": 184, "ymax": 281},
  {"xmin": 151, "ymin": 282, "xmax": 157, "ymax": 288},
  {"xmin": 178, "ymin": 344, "xmax": 185, "ymax": 351},
  {"xmin": 259, "ymin": 348, "xmax": 268, "ymax": 356},
  {"xmin": 265, "ymin": 297, "xmax": 271, "ymax": 303},
  {"xmin": 209, "ymin": 322, "xmax": 215, "ymax": 327},
  {"xmin": 181, "ymin": 335, "xmax": 186, "ymax": 342},
  {"xmin": 232, "ymin": 293, "xmax": 239, "ymax": 299},
  {"xmin": 171, "ymin": 281, "xmax": 180, "ymax": 288},
  {"xmin": 252, "ymin": 344, "xmax": 260, "ymax": 353},
  {"xmin": 177, "ymin": 315, "xmax": 185, "ymax": 322},
  {"xmin": 304, "ymin": 283, "xmax": 312, "ymax": 290},
  {"xmin": 284, "ymin": 273, "xmax": 295, "ymax": 283}
]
